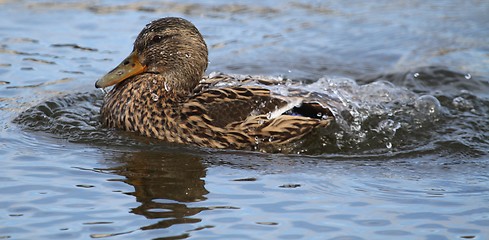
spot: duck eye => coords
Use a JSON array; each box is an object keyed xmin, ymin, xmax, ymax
[{"xmin": 151, "ymin": 35, "xmax": 164, "ymax": 44}]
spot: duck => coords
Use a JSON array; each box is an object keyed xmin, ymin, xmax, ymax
[{"xmin": 95, "ymin": 17, "xmax": 334, "ymax": 151}]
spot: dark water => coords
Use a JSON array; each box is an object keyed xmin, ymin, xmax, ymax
[{"xmin": 1, "ymin": 1, "xmax": 489, "ymax": 239}]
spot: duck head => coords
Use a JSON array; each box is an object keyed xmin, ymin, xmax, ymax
[{"xmin": 95, "ymin": 17, "xmax": 208, "ymax": 92}]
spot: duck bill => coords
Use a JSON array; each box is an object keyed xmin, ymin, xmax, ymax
[{"xmin": 95, "ymin": 50, "xmax": 147, "ymax": 88}]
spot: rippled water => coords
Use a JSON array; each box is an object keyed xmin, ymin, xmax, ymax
[{"xmin": 1, "ymin": 1, "xmax": 488, "ymax": 239}]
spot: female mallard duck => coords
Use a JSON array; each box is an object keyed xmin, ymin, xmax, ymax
[{"xmin": 96, "ymin": 17, "xmax": 333, "ymax": 151}]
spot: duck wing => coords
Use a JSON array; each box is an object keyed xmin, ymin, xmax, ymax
[
  {"xmin": 184, "ymin": 86, "xmax": 290, "ymax": 128},
  {"xmin": 194, "ymin": 73, "xmax": 335, "ymax": 124}
]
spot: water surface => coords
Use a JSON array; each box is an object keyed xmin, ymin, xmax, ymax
[{"xmin": 1, "ymin": 1, "xmax": 488, "ymax": 239}]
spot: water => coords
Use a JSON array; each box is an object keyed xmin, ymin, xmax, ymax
[{"xmin": 1, "ymin": 0, "xmax": 489, "ymax": 239}]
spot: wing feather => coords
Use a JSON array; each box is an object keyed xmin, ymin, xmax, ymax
[{"xmin": 185, "ymin": 87, "xmax": 289, "ymax": 128}]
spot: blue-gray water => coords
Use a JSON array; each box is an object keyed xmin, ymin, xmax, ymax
[{"xmin": 1, "ymin": 1, "xmax": 489, "ymax": 239}]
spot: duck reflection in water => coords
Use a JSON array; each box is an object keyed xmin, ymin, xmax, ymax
[{"xmin": 105, "ymin": 150, "xmax": 208, "ymax": 230}]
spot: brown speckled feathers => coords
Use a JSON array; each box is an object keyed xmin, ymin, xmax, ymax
[{"xmin": 97, "ymin": 17, "xmax": 333, "ymax": 151}]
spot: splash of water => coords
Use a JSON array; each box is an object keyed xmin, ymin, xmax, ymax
[{"xmin": 288, "ymin": 76, "xmax": 443, "ymax": 152}]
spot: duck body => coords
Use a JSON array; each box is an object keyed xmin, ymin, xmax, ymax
[{"xmin": 97, "ymin": 17, "xmax": 333, "ymax": 151}]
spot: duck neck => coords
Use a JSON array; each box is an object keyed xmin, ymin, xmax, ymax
[{"xmin": 101, "ymin": 73, "xmax": 188, "ymax": 134}]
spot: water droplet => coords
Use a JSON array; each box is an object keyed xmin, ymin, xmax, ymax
[
  {"xmin": 386, "ymin": 142, "xmax": 392, "ymax": 149},
  {"xmin": 415, "ymin": 95, "xmax": 441, "ymax": 115},
  {"xmin": 464, "ymin": 73, "xmax": 472, "ymax": 80},
  {"xmin": 413, "ymin": 72, "xmax": 420, "ymax": 78},
  {"xmin": 376, "ymin": 119, "xmax": 401, "ymax": 137},
  {"xmin": 452, "ymin": 96, "xmax": 473, "ymax": 111},
  {"xmin": 185, "ymin": 53, "xmax": 191, "ymax": 58},
  {"xmin": 151, "ymin": 93, "xmax": 159, "ymax": 102},
  {"xmin": 164, "ymin": 82, "xmax": 170, "ymax": 92},
  {"xmin": 351, "ymin": 122, "xmax": 361, "ymax": 131}
]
